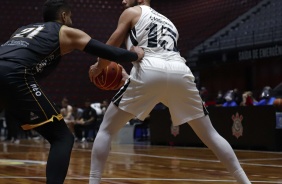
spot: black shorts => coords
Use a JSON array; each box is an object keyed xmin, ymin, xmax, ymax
[{"xmin": 0, "ymin": 60, "xmax": 62, "ymax": 130}]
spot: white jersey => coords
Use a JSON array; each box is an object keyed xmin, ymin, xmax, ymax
[
  {"xmin": 126, "ymin": 5, "xmax": 182, "ymax": 60},
  {"xmin": 114, "ymin": 5, "xmax": 205, "ymax": 125}
]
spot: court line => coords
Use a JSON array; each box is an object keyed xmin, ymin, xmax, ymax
[
  {"xmin": 0, "ymin": 159, "xmax": 46, "ymax": 165},
  {"xmin": 0, "ymin": 176, "xmax": 281, "ymax": 183},
  {"xmin": 1, "ymin": 142, "xmax": 282, "ymax": 183},
  {"xmin": 3, "ymin": 141, "xmax": 282, "ymax": 154},
  {"xmin": 240, "ymin": 157, "xmax": 282, "ymax": 161},
  {"xmin": 109, "ymin": 151, "xmax": 282, "ymax": 168},
  {"xmin": 2, "ymin": 142, "xmax": 281, "ymax": 168},
  {"xmin": 2, "ymin": 141, "xmax": 282, "ymax": 156}
]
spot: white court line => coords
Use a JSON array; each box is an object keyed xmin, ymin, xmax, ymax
[
  {"xmin": 4, "ymin": 141, "xmax": 280, "ymax": 156},
  {"xmin": 109, "ymin": 151, "xmax": 282, "ymax": 168},
  {"xmin": 240, "ymin": 157, "xmax": 282, "ymax": 161},
  {"xmin": 110, "ymin": 151, "xmax": 221, "ymax": 162},
  {"xmin": 1, "ymin": 143, "xmax": 281, "ymax": 183},
  {"xmin": 2, "ymin": 142, "xmax": 281, "ymax": 168},
  {"xmin": 101, "ymin": 178, "xmax": 282, "ymax": 183},
  {"xmin": 0, "ymin": 176, "xmax": 281, "ymax": 183},
  {"xmin": 2, "ymin": 141, "xmax": 282, "ymax": 156},
  {"xmin": 1, "ymin": 141, "xmax": 282, "ymax": 168}
]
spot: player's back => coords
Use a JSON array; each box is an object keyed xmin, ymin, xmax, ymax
[
  {"xmin": 0, "ymin": 22, "xmax": 62, "ymax": 75},
  {"xmin": 126, "ymin": 5, "xmax": 181, "ymax": 60}
]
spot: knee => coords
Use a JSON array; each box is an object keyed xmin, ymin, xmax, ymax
[
  {"xmin": 53, "ymin": 130, "xmax": 74, "ymax": 154},
  {"xmin": 64, "ymin": 130, "xmax": 75, "ymax": 147},
  {"xmin": 54, "ymin": 123, "xmax": 75, "ymax": 149}
]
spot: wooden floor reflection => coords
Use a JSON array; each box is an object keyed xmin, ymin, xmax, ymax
[{"xmin": 0, "ymin": 139, "xmax": 282, "ymax": 184}]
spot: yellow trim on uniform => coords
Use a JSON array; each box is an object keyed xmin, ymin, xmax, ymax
[{"xmin": 21, "ymin": 114, "xmax": 63, "ymax": 130}]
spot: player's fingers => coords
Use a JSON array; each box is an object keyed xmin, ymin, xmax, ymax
[
  {"xmin": 88, "ymin": 66, "xmax": 94, "ymax": 82},
  {"xmin": 89, "ymin": 71, "xmax": 93, "ymax": 82},
  {"xmin": 89, "ymin": 64, "xmax": 103, "ymax": 82}
]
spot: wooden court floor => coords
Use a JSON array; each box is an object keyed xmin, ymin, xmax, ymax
[{"xmin": 0, "ymin": 139, "xmax": 282, "ymax": 184}]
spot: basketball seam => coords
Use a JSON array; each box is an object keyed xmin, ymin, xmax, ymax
[
  {"xmin": 105, "ymin": 65, "xmax": 120, "ymax": 88},
  {"xmin": 94, "ymin": 62, "xmax": 121, "ymax": 90}
]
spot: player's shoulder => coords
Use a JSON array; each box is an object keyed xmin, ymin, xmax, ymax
[
  {"xmin": 60, "ymin": 25, "xmax": 81, "ymax": 35},
  {"xmin": 122, "ymin": 6, "xmax": 141, "ymax": 16}
]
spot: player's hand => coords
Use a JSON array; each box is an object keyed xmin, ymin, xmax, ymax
[
  {"xmin": 111, "ymin": 64, "xmax": 129, "ymax": 90},
  {"xmin": 89, "ymin": 59, "xmax": 110, "ymax": 82},
  {"xmin": 89, "ymin": 63, "xmax": 101, "ymax": 82},
  {"xmin": 130, "ymin": 46, "xmax": 144, "ymax": 62}
]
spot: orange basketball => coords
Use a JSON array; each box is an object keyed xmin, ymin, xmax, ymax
[{"xmin": 93, "ymin": 62, "xmax": 122, "ymax": 90}]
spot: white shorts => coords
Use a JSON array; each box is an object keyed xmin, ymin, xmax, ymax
[{"xmin": 112, "ymin": 57, "xmax": 207, "ymax": 126}]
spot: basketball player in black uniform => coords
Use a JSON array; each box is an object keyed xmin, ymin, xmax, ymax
[{"xmin": 0, "ymin": 0, "xmax": 144, "ymax": 183}]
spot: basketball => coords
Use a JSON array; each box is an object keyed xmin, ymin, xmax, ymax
[
  {"xmin": 93, "ymin": 62, "xmax": 122, "ymax": 90},
  {"xmin": 273, "ymin": 98, "xmax": 282, "ymax": 111}
]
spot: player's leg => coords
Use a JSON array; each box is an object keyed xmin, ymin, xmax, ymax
[
  {"xmin": 89, "ymin": 66, "xmax": 165, "ymax": 184},
  {"xmin": 6, "ymin": 70, "xmax": 74, "ymax": 184},
  {"xmin": 9, "ymin": 103, "xmax": 74, "ymax": 184},
  {"xmin": 164, "ymin": 69, "xmax": 250, "ymax": 183},
  {"xmin": 188, "ymin": 115, "xmax": 251, "ymax": 184},
  {"xmin": 34, "ymin": 119, "xmax": 74, "ymax": 184},
  {"xmin": 89, "ymin": 102, "xmax": 135, "ymax": 184}
]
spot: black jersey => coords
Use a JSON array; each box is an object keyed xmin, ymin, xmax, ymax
[{"xmin": 0, "ymin": 22, "xmax": 62, "ymax": 75}]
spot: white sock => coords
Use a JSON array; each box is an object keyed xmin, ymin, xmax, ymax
[{"xmin": 233, "ymin": 168, "xmax": 251, "ymax": 184}]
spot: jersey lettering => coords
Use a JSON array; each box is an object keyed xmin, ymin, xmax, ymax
[
  {"xmin": 146, "ymin": 23, "xmax": 178, "ymax": 52},
  {"xmin": 146, "ymin": 23, "xmax": 158, "ymax": 48},
  {"xmin": 161, "ymin": 25, "xmax": 178, "ymax": 52},
  {"xmin": 30, "ymin": 84, "xmax": 42, "ymax": 96},
  {"xmin": 14, "ymin": 25, "xmax": 44, "ymax": 39}
]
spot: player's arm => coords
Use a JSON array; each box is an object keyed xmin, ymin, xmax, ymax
[
  {"xmin": 59, "ymin": 25, "xmax": 143, "ymax": 62},
  {"xmin": 88, "ymin": 7, "xmax": 141, "ymax": 82},
  {"xmin": 96, "ymin": 7, "xmax": 141, "ymax": 69}
]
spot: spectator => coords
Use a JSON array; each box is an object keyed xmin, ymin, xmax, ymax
[
  {"xmin": 60, "ymin": 97, "xmax": 74, "ymax": 133},
  {"xmin": 200, "ymin": 87, "xmax": 209, "ymax": 103},
  {"xmin": 233, "ymin": 88, "xmax": 242, "ymax": 106},
  {"xmin": 0, "ymin": 109, "xmax": 5, "ymax": 139},
  {"xmin": 70, "ymin": 104, "xmax": 83, "ymax": 139},
  {"xmin": 222, "ymin": 90, "xmax": 238, "ymax": 107},
  {"xmin": 90, "ymin": 102, "xmax": 104, "ymax": 138},
  {"xmin": 72, "ymin": 104, "xmax": 83, "ymax": 121},
  {"xmin": 100, "ymin": 99, "xmax": 109, "ymax": 115},
  {"xmin": 215, "ymin": 90, "xmax": 225, "ymax": 106},
  {"xmin": 4, "ymin": 111, "xmax": 20, "ymax": 143},
  {"xmin": 74, "ymin": 99, "xmax": 98, "ymax": 142},
  {"xmin": 134, "ymin": 114, "xmax": 150, "ymax": 141},
  {"xmin": 240, "ymin": 91, "xmax": 257, "ymax": 106},
  {"xmin": 255, "ymin": 86, "xmax": 276, "ymax": 106},
  {"xmin": 91, "ymin": 99, "xmax": 109, "ymax": 130}
]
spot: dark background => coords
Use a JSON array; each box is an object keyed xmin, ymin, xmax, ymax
[
  {"xmin": 0, "ymin": 0, "xmax": 280, "ymax": 107},
  {"xmin": 150, "ymin": 106, "xmax": 282, "ymax": 151}
]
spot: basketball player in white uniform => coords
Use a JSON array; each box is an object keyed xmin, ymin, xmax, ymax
[{"xmin": 88, "ymin": 0, "xmax": 251, "ymax": 183}]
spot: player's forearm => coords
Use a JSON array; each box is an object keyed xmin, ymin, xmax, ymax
[{"xmin": 84, "ymin": 39, "xmax": 138, "ymax": 63}]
